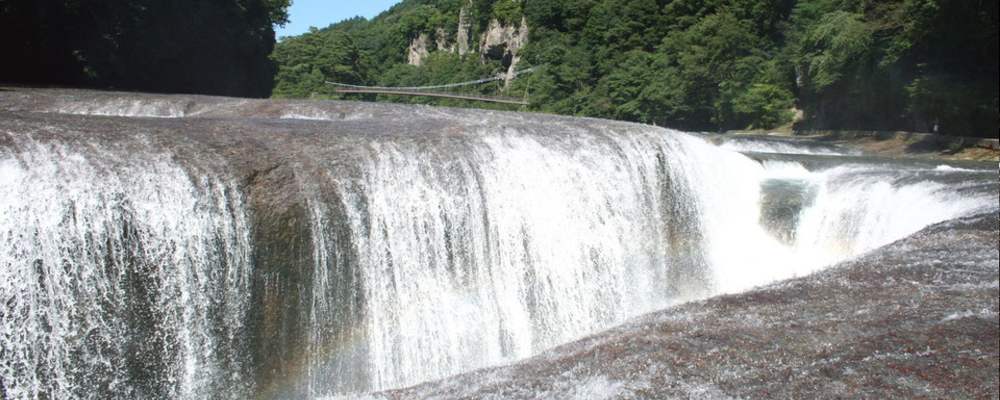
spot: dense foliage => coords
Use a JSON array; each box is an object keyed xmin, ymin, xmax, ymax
[
  {"xmin": 272, "ymin": 0, "xmax": 997, "ymax": 136},
  {"xmin": 0, "ymin": 0, "xmax": 290, "ymax": 97},
  {"xmin": 269, "ymin": 0, "xmax": 517, "ymax": 109}
]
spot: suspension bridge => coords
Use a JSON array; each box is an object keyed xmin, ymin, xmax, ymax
[{"xmin": 327, "ymin": 66, "xmax": 540, "ymax": 105}]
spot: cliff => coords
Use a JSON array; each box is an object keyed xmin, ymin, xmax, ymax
[
  {"xmin": 270, "ymin": 0, "xmax": 998, "ymax": 137},
  {"xmin": 407, "ymin": 3, "xmax": 529, "ymax": 89}
]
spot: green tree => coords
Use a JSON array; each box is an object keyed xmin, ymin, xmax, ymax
[
  {"xmin": 0, "ymin": 0, "xmax": 290, "ymax": 97},
  {"xmin": 492, "ymin": 0, "xmax": 522, "ymax": 25},
  {"xmin": 889, "ymin": 0, "xmax": 998, "ymax": 134},
  {"xmin": 271, "ymin": 29, "xmax": 364, "ymax": 99},
  {"xmin": 731, "ymin": 83, "xmax": 795, "ymax": 128},
  {"xmin": 657, "ymin": 11, "xmax": 781, "ymax": 130},
  {"xmin": 267, "ymin": 0, "xmax": 997, "ymax": 136},
  {"xmin": 797, "ymin": 11, "xmax": 874, "ymax": 92}
]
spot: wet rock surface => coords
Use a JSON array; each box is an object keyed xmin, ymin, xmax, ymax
[{"xmin": 3, "ymin": 87, "xmax": 997, "ymax": 399}]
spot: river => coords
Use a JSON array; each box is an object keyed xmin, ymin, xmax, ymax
[{"xmin": 1, "ymin": 88, "xmax": 996, "ymax": 399}]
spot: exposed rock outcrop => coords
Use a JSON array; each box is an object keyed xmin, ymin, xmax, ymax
[
  {"xmin": 407, "ymin": 2, "xmax": 529, "ymax": 84},
  {"xmin": 480, "ymin": 16, "xmax": 529, "ymax": 87},
  {"xmin": 408, "ymin": 33, "xmax": 430, "ymax": 66},
  {"xmin": 435, "ymin": 28, "xmax": 454, "ymax": 54},
  {"xmin": 457, "ymin": 5, "xmax": 471, "ymax": 55}
]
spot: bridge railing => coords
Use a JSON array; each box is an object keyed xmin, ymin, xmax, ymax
[
  {"xmin": 326, "ymin": 66, "xmax": 540, "ymax": 105},
  {"xmin": 331, "ymin": 89, "xmax": 529, "ymax": 105}
]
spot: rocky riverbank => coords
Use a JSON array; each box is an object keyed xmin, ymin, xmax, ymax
[
  {"xmin": 824, "ymin": 135, "xmax": 999, "ymax": 162},
  {"xmin": 728, "ymin": 129, "xmax": 999, "ymax": 162}
]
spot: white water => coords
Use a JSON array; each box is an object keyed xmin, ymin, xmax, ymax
[
  {"xmin": 53, "ymin": 98, "xmax": 194, "ymax": 118},
  {"xmin": 295, "ymin": 121, "xmax": 997, "ymax": 396},
  {"xmin": 715, "ymin": 135, "xmax": 859, "ymax": 156},
  {"xmin": 330, "ymin": 130, "xmax": 678, "ymax": 392},
  {"xmin": 1, "ymin": 98, "xmax": 997, "ymax": 399},
  {"xmin": 0, "ymin": 138, "xmax": 252, "ymax": 399}
]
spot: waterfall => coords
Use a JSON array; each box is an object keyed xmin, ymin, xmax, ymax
[
  {"xmin": 0, "ymin": 138, "xmax": 253, "ymax": 399},
  {"xmin": 326, "ymin": 129, "xmax": 682, "ymax": 392},
  {"xmin": 289, "ymin": 121, "xmax": 996, "ymax": 395},
  {"xmin": 1, "ymin": 91, "xmax": 996, "ymax": 398}
]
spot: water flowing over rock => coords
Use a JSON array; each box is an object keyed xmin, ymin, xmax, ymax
[{"xmin": 1, "ymin": 88, "xmax": 997, "ymax": 399}]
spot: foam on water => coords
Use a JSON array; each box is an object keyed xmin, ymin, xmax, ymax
[
  {"xmin": 716, "ymin": 135, "xmax": 858, "ymax": 156},
  {"xmin": 292, "ymin": 116, "xmax": 996, "ymax": 395},
  {"xmin": 305, "ymin": 127, "xmax": 680, "ymax": 393},
  {"xmin": 1, "ymin": 92, "xmax": 996, "ymax": 398},
  {"xmin": 0, "ymin": 138, "xmax": 252, "ymax": 399},
  {"xmin": 53, "ymin": 98, "xmax": 192, "ymax": 118}
]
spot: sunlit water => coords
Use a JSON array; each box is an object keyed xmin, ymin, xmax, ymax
[{"xmin": 1, "ymin": 92, "xmax": 997, "ymax": 398}]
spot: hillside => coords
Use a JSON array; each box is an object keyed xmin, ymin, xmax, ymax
[
  {"xmin": 1, "ymin": 0, "xmax": 290, "ymax": 97},
  {"xmin": 270, "ymin": 0, "xmax": 998, "ymax": 137}
]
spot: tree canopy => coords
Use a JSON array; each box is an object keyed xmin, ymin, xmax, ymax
[
  {"xmin": 6, "ymin": 0, "xmax": 992, "ymax": 135},
  {"xmin": 1, "ymin": 0, "xmax": 290, "ymax": 97},
  {"xmin": 270, "ymin": 0, "xmax": 996, "ymax": 136}
]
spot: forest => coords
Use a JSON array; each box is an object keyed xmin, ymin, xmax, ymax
[
  {"xmin": 270, "ymin": 0, "xmax": 998, "ymax": 136},
  {"xmin": 2, "ymin": 0, "xmax": 996, "ymax": 136},
  {"xmin": 1, "ymin": 0, "xmax": 290, "ymax": 97}
]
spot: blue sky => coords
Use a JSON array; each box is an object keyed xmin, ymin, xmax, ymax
[{"xmin": 275, "ymin": 0, "xmax": 403, "ymax": 39}]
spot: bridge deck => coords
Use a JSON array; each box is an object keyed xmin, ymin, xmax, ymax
[{"xmin": 334, "ymin": 89, "xmax": 528, "ymax": 105}]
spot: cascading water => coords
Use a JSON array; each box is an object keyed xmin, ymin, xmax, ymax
[
  {"xmin": 326, "ymin": 129, "xmax": 681, "ymax": 392},
  {"xmin": 0, "ymin": 137, "xmax": 253, "ymax": 399},
  {"xmin": 1, "ymin": 89, "xmax": 996, "ymax": 399}
]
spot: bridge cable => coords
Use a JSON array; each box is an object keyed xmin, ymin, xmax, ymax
[{"xmin": 326, "ymin": 66, "xmax": 541, "ymax": 91}]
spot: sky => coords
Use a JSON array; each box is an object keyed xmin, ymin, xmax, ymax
[{"xmin": 275, "ymin": 0, "xmax": 402, "ymax": 39}]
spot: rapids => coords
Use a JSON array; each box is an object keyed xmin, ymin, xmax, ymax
[{"xmin": 1, "ymin": 88, "xmax": 997, "ymax": 399}]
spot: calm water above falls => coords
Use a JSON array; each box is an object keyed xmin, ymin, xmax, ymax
[{"xmin": 1, "ymin": 89, "xmax": 997, "ymax": 398}]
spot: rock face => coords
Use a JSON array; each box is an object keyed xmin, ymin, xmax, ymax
[
  {"xmin": 408, "ymin": 33, "xmax": 431, "ymax": 66},
  {"xmin": 407, "ymin": 2, "xmax": 530, "ymax": 85},
  {"xmin": 479, "ymin": 16, "xmax": 529, "ymax": 87},
  {"xmin": 457, "ymin": 5, "xmax": 472, "ymax": 55},
  {"xmin": 435, "ymin": 27, "xmax": 454, "ymax": 53}
]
